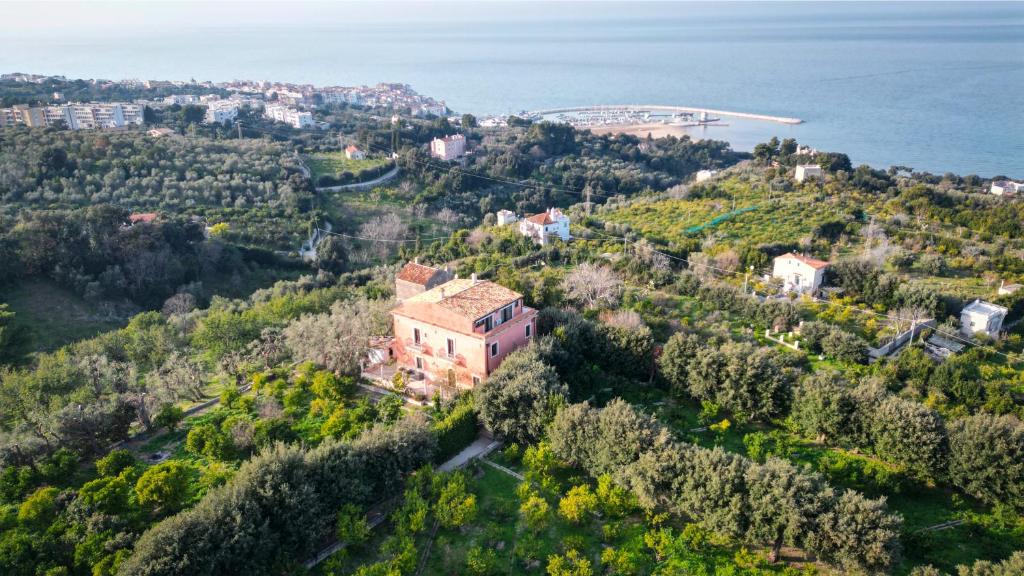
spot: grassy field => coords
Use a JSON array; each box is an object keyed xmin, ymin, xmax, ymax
[
  {"xmin": 601, "ymin": 192, "xmax": 851, "ymax": 249},
  {"xmin": 305, "ymin": 152, "xmax": 391, "ymax": 182},
  {"xmin": 3, "ymin": 279, "xmax": 134, "ymax": 352},
  {"xmin": 2, "ymin": 266, "xmax": 303, "ymax": 355}
]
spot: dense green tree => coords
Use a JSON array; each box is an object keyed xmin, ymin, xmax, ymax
[
  {"xmin": 791, "ymin": 371, "xmax": 855, "ymax": 443},
  {"xmin": 871, "ymin": 396, "xmax": 948, "ymax": 479},
  {"xmin": 475, "ymin": 346, "xmax": 566, "ymax": 444},
  {"xmin": 135, "ymin": 461, "xmax": 199, "ymax": 513},
  {"xmin": 745, "ymin": 458, "xmax": 831, "ymax": 562},
  {"xmin": 808, "ymin": 490, "xmax": 902, "ymax": 574},
  {"xmin": 95, "ymin": 448, "xmax": 137, "ymax": 477},
  {"xmin": 947, "ymin": 413, "xmax": 1024, "ymax": 510},
  {"xmin": 657, "ymin": 331, "xmax": 703, "ymax": 395}
]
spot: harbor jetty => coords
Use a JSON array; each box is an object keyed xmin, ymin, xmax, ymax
[{"xmin": 527, "ymin": 104, "xmax": 803, "ymax": 127}]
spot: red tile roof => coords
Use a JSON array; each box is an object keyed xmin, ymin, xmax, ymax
[
  {"xmin": 345, "ymin": 145, "xmax": 361, "ymax": 153},
  {"xmin": 437, "ymin": 281, "xmax": 521, "ymax": 319},
  {"xmin": 129, "ymin": 213, "xmax": 158, "ymax": 224},
  {"xmin": 397, "ymin": 278, "xmax": 523, "ymax": 321},
  {"xmin": 777, "ymin": 252, "xmax": 829, "ymax": 270},
  {"xmin": 526, "ymin": 212, "xmax": 554, "ymax": 225},
  {"xmin": 397, "ymin": 261, "xmax": 441, "ymax": 286}
]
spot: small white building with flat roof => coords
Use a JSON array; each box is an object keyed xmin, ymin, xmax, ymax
[
  {"xmin": 990, "ymin": 180, "xmax": 1024, "ymax": 196},
  {"xmin": 496, "ymin": 209, "xmax": 517, "ymax": 226},
  {"xmin": 795, "ymin": 164, "xmax": 823, "ymax": 183},
  {"xmin": 960, "ymin": 299, "xmax": 1007, "ymax": 339},
  {"xmin": 695, "ymin": 169, "xmax": 718, "ymax": 183}
]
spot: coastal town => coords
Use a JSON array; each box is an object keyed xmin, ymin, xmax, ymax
[{"xmin": 1, "ymin": 58, "xmax": 1024, "ymax": 576}]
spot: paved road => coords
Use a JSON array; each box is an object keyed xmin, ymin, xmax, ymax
[
  {"xmin": 439, "ymin": 436, "xmax": 500, "ymax": 472},
  {"xmin": 316, "ymin": 165, "xmax": 400, "ymax": 192},
  {"xmin": 305, "ymin": 434, "xmax": 500, "ymax": 569}
]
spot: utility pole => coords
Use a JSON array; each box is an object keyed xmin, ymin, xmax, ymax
[{"xmin": 237, "ymin": 121, "xmax": 243, "ymax": 140}]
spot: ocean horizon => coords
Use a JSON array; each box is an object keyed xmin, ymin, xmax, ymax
[{"xmin": 2, "ymin": 1, "xmax": 1022, "ymax": 176}]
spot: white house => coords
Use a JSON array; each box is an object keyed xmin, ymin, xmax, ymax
[
  {"xmin": 695, "ymin": 169, "xmax": 718, "ymax": 183},
  {"xmin": 345, "ymin": 145, "xmax": 366, "ymax": 160},
  {"xmin": 990, "ymin": 180, "xmax": 1024, "ymax": 196},
  {"xmin": 430, "ymin": 134, "xmax": 466, "ymax": 161},
  {"xmin": 960, "ymin": 300, "xmax": 1007, "ymax": 339},
  {"xmin": 772, "ymin": 252, "xmax": 829, "ymax": 294},
  {"xmin": 496, "ymin": 209, "xmax": 518, "ymax": 226},
  {"xmin": 519, "ymin": 208, "xmax": 570, "ymax": 245},
  {"xmin": 795, "ymin": 164, "xmax": 823, "ymax": 183}
]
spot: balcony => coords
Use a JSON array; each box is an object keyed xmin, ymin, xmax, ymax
[{"xmin": 435, "ymin": 352, "xmax": 466, "ymax": 367}]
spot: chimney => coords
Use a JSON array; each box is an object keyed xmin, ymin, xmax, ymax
[
  {"xmin": 414, "ymin": 257, "xmax": 419, "ymax": 264},
  {"xmin": 440, "ymin": 287, "xmax": 446, "ymax": 298},
  {"xmin": 471, "ymin": 272, "xmax": 478, "ymax": 283}
]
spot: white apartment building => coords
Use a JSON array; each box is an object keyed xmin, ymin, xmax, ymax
[
  {"xmin": 1, "ymin": 102, "xmax": 141, "ymax": 130},
  {"xmin": 164, "ymin": 94, "xmax": 200, "ymax": 105},
  {"xmin": 430, "ymin": 134, "xmax": 466, "ymax": 161},
  {"xmin": 204, "ymin": 100, "xmax": 239, "ymax": 124},
  {"xmin": 264, "ymin": 104, "xmax": 313, "ymax": 129}
]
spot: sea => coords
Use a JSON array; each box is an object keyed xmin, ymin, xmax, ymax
[{"xmin": 2, "ymin": 1, "xmax": 1022, "ymax": 177}]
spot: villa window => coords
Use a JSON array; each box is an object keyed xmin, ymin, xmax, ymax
[
  {"xmin": 415, "ymin": 357, "xmax": 423, "ymax": 370},
  {"xmin": 413, "ymin": 328, "xmax": 421, "ymax": 345},
  {"xmin": 490, "ymin": 342, "xmax": 499, "ymax": 358},
  {"xmin": 472, "ymin": 376, "xmax": 481, "ymax": 387},
  {"xmin": 500, "ymin": 304, "xmax": 514, "ymax": 323},
  {"xmin": 447, "ymin": 338, "xmax": 456, "ymax": 357},
  {"xmin": 475, "ymin": 316, "xmax": 493, "ymax": 332},
  {"xmin": 526, "ymin": 323, "xmax": 532, "ymax": 338}
]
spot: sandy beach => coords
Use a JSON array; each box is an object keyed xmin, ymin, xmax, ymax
[{"xmin": 586, "ymin": 122, "xmax": 702, "ymax": 139}]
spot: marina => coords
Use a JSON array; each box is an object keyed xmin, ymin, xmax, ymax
[{"xmin": 527, "ymin": 104, "xmax": 802, "ymax": 130}]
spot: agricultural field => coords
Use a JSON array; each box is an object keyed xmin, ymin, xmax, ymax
[
  {"xmin": 4, "ymin": 279, "xmax": 137, "ymax": 352},
  {"xmin": 305, "ymin": 151, "xmax": 393, "ymax": 185},
  {"xmin": 318, "ymin": 448, "xmax": 810, "ymax": 576}
]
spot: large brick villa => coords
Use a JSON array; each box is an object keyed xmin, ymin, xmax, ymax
[{"xmin": 389, "ymin": 261, "xmax": 537, "ymax": 390}]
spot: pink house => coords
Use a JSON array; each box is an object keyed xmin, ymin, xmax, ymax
[{"xmin": 390, "ymin": 276, "xmax": 537, "ymax": 389}]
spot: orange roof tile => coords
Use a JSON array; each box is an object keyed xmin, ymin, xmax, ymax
[
  {"xmin": 777, "ymin": 252, "xmax": 829, "ymax": 270},
  {"xmin": 526, "ymin": 212, "xmax": 554, "ymax": 225},
  {"xmin": 438, "ymin": 281, "xmax": 521, "ymax": 319},
  {"xmin": 397, "ymin": 261, "xmax": 441, "ymax": 285},
  {"xmin": 398, "ymin": 278, "xmax": 522, "ymax": 321}
]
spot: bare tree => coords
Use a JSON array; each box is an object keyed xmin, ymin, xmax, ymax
[
  {"xmin": 886, "ymin": 306, "xmax": 932, "ymax": 336},
  {"xmin": 358, "ymin": 213, "xmax": 409, "ymax": 261},
  {"xmin": 283, "ymin": 297, "xmax": 394, "ymax": 375},
  {"xmin": 687, "ymin": 252, "xmax": 717, "ymax": 281},
  {"xmin": 151, "ymin": 351, "xmax": 207, "ymax": 401},
  {"xmin": 435, "ymin": 207, "xmax": 461, "ymax": 232},
  {"xmin": 633, "ymin": 239, "xmax": 670, "ymax": 272},
  {"xmin": 161, "ymin": 292, "xmax": 197, "ymax": 317},
  {"xmin": 563, "ymin": 263, "xmax": 623, "ymax": 309}
]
